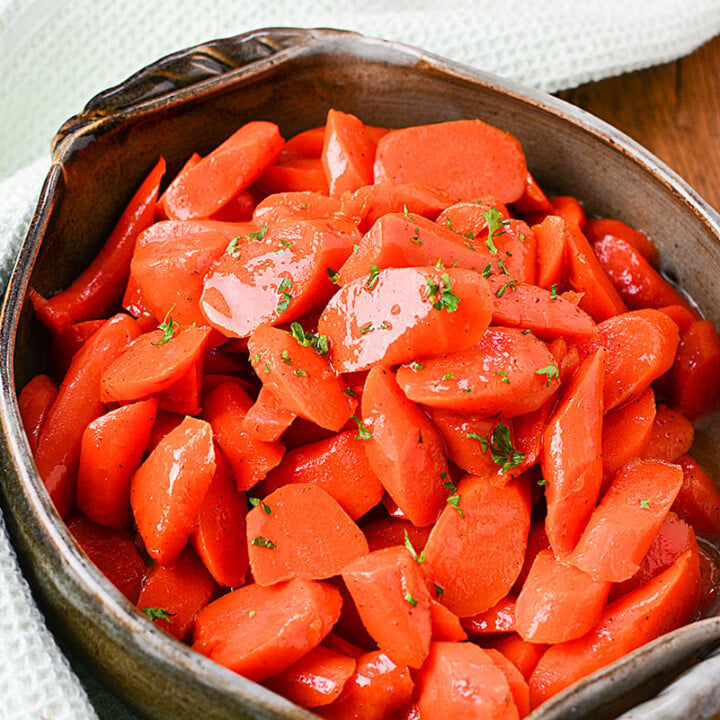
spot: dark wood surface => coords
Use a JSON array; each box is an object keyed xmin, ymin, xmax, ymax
[{"xmin": 559, "ymin": 34, "xmax": 720, "ymax": 213}]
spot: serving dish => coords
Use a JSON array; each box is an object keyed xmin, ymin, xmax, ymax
[{"xmin": 2, "ymin": 26, "xmax": 720, "ymax": 720}]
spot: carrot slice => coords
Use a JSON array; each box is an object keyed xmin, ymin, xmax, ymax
[
  {"xmin": 342, "ymin": 545, "xmax": 433, "ymax": 669},
  {"xmin": 642, "ymin": 404, "xmax": 694, "ymax": 462},
  {"xmin": 246, "ymin": 483, "xmax": 368, "ymax": 586},
  {"xmin": 532, "ymin": 215, "xmax": 568, "ymax": 291},
  {"xmin": 548, "ymin": 195, "xmax": 586, "ymax": 229},
  {"xmin": 50, "ymin": 318, "xmax": 106, "ymax": 378},
  {"xmin": 163, "ymin": 121, "xmax": 284, "ymax": 220},
  {"xmin": 672, "ymin": 455, "xmax": 720, "ymax": 538},
  {"xmin": 512, "ymin": 171, "xmax": 553, "ymax": 215},
  {"xmin": 493, "ymin": 635, "xmax": 548, "ymax": 682},
  {"xmin": 462, "ymin": 595, "xmax": 516, "ymax": 635},
  {"xmin": 362, "ymin": 517, "xmax": 432, "ymax": 553},
  {"xmin": 284, "ymin": 126, "xmax": 326, "ymax": 157},
  {"xmin": 241, "ymin": 385, "xmax": 296, "ymax": 442},
  {"xmin": 253, "ymin": 190, "xmax": 343, "ymax": 224},
  {"xmin": 485, "ymin": 648, "xmax": 531, "ymax": 719},
  {"xmin": 423, "ymin": 474, "xmax": 532, "ymax": 616},
  {"xmin": 430, "ymin": 599, "xmax": 468, "ymax": 642},
  {"xmin": 18, "ymin": 374, "xmax": 57, "ymax": 454},
  {"xmin": 568, "ymin": 459, "xmax": 684, "ymax": 582},
  {"xmin": 374, "ymin": 119, "xmax": 528, "ymax": 204},
  {"xmin": 585, "ymin": 217, "xmax": 659, "ymax": 266},
  {"xmin": 193, "ymin": 579, "xmax": 342, "ymax": 681},
  {"xmin": 257, "ymin": 153, "xmax": 330, "ymax": 194}
]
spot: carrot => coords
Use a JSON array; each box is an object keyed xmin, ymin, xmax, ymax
[
  {"xmin": 131, "ymin": 415, "xmax": 216, "ymax": 566},
  {"xmin": 322, "ymin": 108, "xmax": 376, "ymax": 197},
  {"xmin": 319, "ymin": 266, "xmax": 493, "ymax": 373},
  {"xmin": 34, "ymin": 313, "xmax": 140, "ymax": 517},
  {"xmin": 548, "ymin": 195, "xmax": 586, "ymax": 229},
  {"xmin": 137, "ymin": 544, "xmax": 217, "ymax": 640},
  {"xmin": 492, "ymin": 635, "xmax": 548, "ymax": 682},
  {"xmin": 532, "ymin": 215, "xmax": 568, "ymax": 292},
  {"xmin": 257, "ymin": 153, "xmax": 330, "ymax": 194},
  {"xmin": 246, "ymin": 483, "xmax": 368, "ymax": 586},
  {"xmin": 261, "ymin": 430, "xmax": 383, "ymax": 520},
  {"xmin": 50, "ymin": 319, "xmax": 106, "ymax": 378},
  {"xmin": 240, "ymin": 384, "xmax": 296, "ymax": 442},
  {"xmin": 529, "ymin": 549, "xmax": 702, "ymax": 708},
  {"xmin": 163, "ymin": 121, "xmax": 284, "ymax": 220},
  {"xmin": 485, "ymin": 648, "xmax": 531, "ymax": 719},
  {"xmin": 361, "ymin": 365, "xmax": 449, "ymax": 527},
  {"xmin": 423, "ymin": 473, "xmax": 532, "ymax": 616},
  {"xmin": 462, "ymin": 595, "xmax": 516, "ymax": 635},
  {"xmin": 66, "ymin": 512, "xmax": 147, "ymax": 604},
  {"xmin": 568, "ymin": 459, "xmax": 684, "ymax": 582},
  {"xmin": 512, "ymin": 171, "xmax": 553, "ymax": 215},
  {"xmin": 397, "ymin": 327, "xmax": 560, "ymax": 417},
  {"xmin": 585, "ymin": 217, "xmax": 659, "ymax": 266},
  {"xmin": 190, "ymin": 453, "xmax": 249, "ymax": 588},
  {"xmin": 30, "ymin": 157, "xmax": 165, "ymax": 334},
  {"xmin": 201, "ymin": 217, "xmax": 359, "ymax": 338},
  {"xmin": 515, "ymin": 550, "xmax": 611, "ymax": 643},
  {"xmin": 18, "ymin": 374, "xmax": 57, "ymax": 454},
  {"xmin": 362, "ymin": 516, "xmax": 432, "ymax": 553},
  {"xmin": 642, "ymin": 404, "xmax": 694, "ymax": 462},
  {"xmin": 253, "ymin": 190, "xmax": 343, "ymax": 225},
  {"xmin": 263, "ymin": 645, "xmax": 356, "ymax": 708},
  {"xmin": 156, "ymin": 152, "xmax": 201, "ymax": 220},
  {"xmin": 542, "ymin": 348, "xmax": 606, "ymax": 555},
  {"xmin": 415, "ymin": 642, "xmax": 520, "ymax": 720},
  {"xmin": 192, "ymin": 579, "xmax": 342, "ymax": 681},
  {"xmin": 374, "ymin": 119, "xmax": 528, "ymax": 204},
  {"xmin": 659, "ymin": 303, "xmax": 697, "ymax": 335},
  {"xmin": 430, "ymin": 599, "xmax": 468, "ymax": 642},
  {"xmin": 248, "ymin": 324, "xmax": 356, "ymax": 431},
  {"xmin": 511, "ymin": 521, "xmax": 551, "ymax": 594},
  {"xmin": 284, "ymin": 126, "xmax": 326, "ymax": 157},
  {"xmin": 342, "ymin": 545, "xmax": 433, "ymax": 668},
  {"xmin": 672, "ymin": 455, "xmax": 720, "ymax": 538},
  {"xmin": 209, "ymin": 188, "xmax": 256, "ymax": 222},
  {"xmin": 121, "ymin": 273, "xmax": 157, "ymax": 330},
  {"xmin": 202, "ymin": 381, "xmax": 284, "ymax": 491},
  {"xmin": 76, "ymin": 397, "xmax": 158, "ymax": 529}
]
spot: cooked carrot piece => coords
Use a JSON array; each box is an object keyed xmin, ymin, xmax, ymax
[
  {"xmin": 486, "ymin": 648, "xmax": 531, "ymax": 719},
  {"xmin": 361, "ymin": 365, "xmax": 449, "ymax": 527},
  {"xmin": 512, "ymin": 171, "xmax": 553, "ymax": 215},
  {"xmin": 241, "ymin": 385, "xmax": 296, "ymax": 442},
  {"xmin": 163, "ymin": 121, "xmax": 284, "ymax": 220},
  {"xmin": 77, "ymin": 397, "xmax": 158, "ymax": 529},
  {"xmin": 672, "ymin": 455, "xmax": 720, "ymax": 539},
  {"xmin": 397, "ymin": 327, "xmax": 560, "ymax": 418},
  {"xmin": 284, "ymin": 126, "xmax": 326, "ymax": 157},
  {"xmin": 493, "ymin": 634, "xmax": 548, "ymax": 682},
  {"xmin": 131, "ymin": 416, "xmax": 216, "ymax": 565},
  {"xmin": 209, "ymin": 188, "xmax": 256, "ymax": 222},
  {"xmin": 416, "ymin": 642, "xmax": 520, "ymax": 720},
  {"xmin": 569, "ymin": 459, "xmax": 684, "ymax": 583},
  {"xmin": 532, "ymin": 215, "xmax": 568, "ymax": 291},
  {"xmin": 542, "ymin": 348, "xmax": 606, "ymax": 555},
  {"xmin": 642, "ymin": 404, "xmax": 694, "ymax": 462},
  {"xmin": 512, "ymin": 521, "xmax": 552, "ymax": 594},
  {"xmin": 362, "ymin": 516, "xmax": 432, "ymax": 553},
  {"xmin": 423, "ymin": 474, "xmax": 532, "ymax": 616},
  {"xmin": 462, "ymin": 595, "xmax": 516, "ymax": 635},
  {"xmin": 246, "ymin": 483, "xmax": 368, "ymax": 586},
  {"xmin": 429, "ymin": 599, "xmax": 468, "ymax": 642},
  {"xmin": 50, "ymin": 319, "xmax": 106, "ymax": 378},
  {"xmin": 18, "ymin": 374, "xmax": 57, "ymax": 454},
  {"xmin": 342, "ymin": 545, "xmax": 433, "ymax": 669},
  {"xmin": 374, "ymin": 119, "xmax": 528, "ymax": 204},
  {"xmin": 585, "ymin": 217, "xmax": 659, "ymax": 266},
  {"xmin": 257, "ymin": 153, "xmax": 330, "ymax": 194},
  {"xmin": 34, "ymin": 313, "xmax": 140, "ymax": 517},
  {"xmin": 193, "ymin": 579, "xmax": 342, "ymax": 681},
  {"xmin": 319, "ymin": 266, "xmax": 493, "ymax": 373},
  {"xmin": 659, "ymin": 303, "xmax": 697, "ymax": 334},
  {"xmin": 253, "ymin": 190, "xmax": 343, "ymax": 224},
  {"xmin": 137, "ymin": 544, "xmax": 217, "ymax": 640},
  {"xmin": 529, "ymin": 549, "xmax": 702, "ymax": 708},
  {"xmin": 156, "ymin": 152, "xmax": 201, "ymax": 220},
  {"xmin": 548, "ymin": 195, "xmax": 586, "ymax": 229},
  {"xmin": 262, "ymin": 430, "xmax": 383, "ymax": 520}
]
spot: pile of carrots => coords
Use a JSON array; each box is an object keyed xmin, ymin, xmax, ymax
[{"xmin": 19, "ymin": 108, "xmax": 720, "ymax": 718}]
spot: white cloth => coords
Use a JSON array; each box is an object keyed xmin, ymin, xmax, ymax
[{"xmin": 0, "ymin": 2, "xmax": 719, "ymax": 718}]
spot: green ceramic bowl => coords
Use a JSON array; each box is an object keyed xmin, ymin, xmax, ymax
[{"xmin": 2, "ymin": 27, "xmax": 720, "ymax": 720}]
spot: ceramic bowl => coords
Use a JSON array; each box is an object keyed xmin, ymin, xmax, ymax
[{"xmin": 2, "ymin": 27, "xmax": 720, "ymax": 720}]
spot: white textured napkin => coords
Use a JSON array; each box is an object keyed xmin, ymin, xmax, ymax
[{"xmin": 1, "ymin": 2, "xmax": 719, "ymax": 718}]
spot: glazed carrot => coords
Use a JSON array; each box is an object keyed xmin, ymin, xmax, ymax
[
  {"xmin": 156, "ymin": 152, "xmax": 201, "ymax": 220},
  {"xmin": 515, "ymin": 550, "xmax": 611, "ymax": 643},
  {"xmin": 261, "ymin": 430, "xmax": 383, "ymax": 520},
  {"xmin": 190, "ymin": 453, "xmax": 250, "ymax": 588},
  {"xmin": 374, "ymin": 119, "xmax": 528, "ymax": 204},
  {"xmin": 485, "ymin": 648, "xmax": 531, "ymax": 719},
  {"xmin": 362, "ymin": 516, "xmax": 432, "ymax": 553},
  {"xmin": 569, "ymin": 459, "xmax": 684, "ymax": 583},
  {"xmin": 322, "ymin": 108, "xmax": 376, "ymax": 197},
  {"xmin": 672, "ymin": 455, "xmax": 720, "ymax": 538},
  {"xmin": 422, "ymin": 473, "xmax": 532, "ymax": 616},
  {"xmin": 284, "ymin": 126, "xmax": 326, "ymax": 157},
  {"xmin": 548, "ymin": 195, "xmax": 586, "ymax": 229},
  {"xmin": 246, "ymin": 483, "xmax": 368, "ymax": 586},
  {"xmin": 585, "ymin": 217, "xmax": 659, "ymax": 266},
  {"xmin": 193, "ymin": 579, "xmax": 342, "ymax": 681},
  {"xmin": 430, "ymin": 599, "xmax": 468, "ymax": 642},
  {"xmin": 30, "ymin": 157, "xmax": 165, "ymax": 334},
  {"xmin": 202, "ymin": 381, "xmax": 285, "ymax": 491},
  {"xmin": 247, "ymin": 324, "xmax": 356, "ymax": 432},
  {"xmin": 18, "ymin": 374, "xmax": 57, "ymax": 454},
  {"xmin": 319, "ymin": 266, "xmax": 494, "ymax": 373},
  {"xmin": 131, "ymin": 415, "xmax": 216, "ymax": 566},
  {"xmin": 342, "ymin": 545, "xmax": 433, "ymax": 668},
  {"xmin": 263, "ymin": 645, "xmax": 356, "ymax": 708},
  {"xmin": 532, "ymin": 215, "xmax": 568, "ymax": 291},
  {"xmin": 50, "ymin": 319, "xmax": 105, "ymax": 378},
  {"xmin": 100, "ymin": 324, "xmax": 211, "ymax": 404},
  {"xmin": 415, "ymin": 642, "xmax": 520, "ymax": 720},
  {"xmin": 659, "ymin": 303, "xmax": 697, "ymax": 334},
  {"xmin": 642, "ymin": 404, "xmax": 694, "ymax": 462},
  {"xmin": 163, "ymin": 121, "xmax": 284, "ymax": 220},
  {"xmin": 361, "ymin": 365, "xmax": 449, "ymax": 527},
  {"xmin": 257, "ymin": 153, "xmax": 330, "ymax": 194},
  {"xmin": 462, "ymin": 595, "xmax": 516, "ymax": 635},
  {"xmin": 542, "ymin": 348, "xmax": 606, "ymax": 555},
  {"xmin": 137, "ymin": 544, "xmax": 217, "ymax": 640},
  {"xmin": 493, "ymin": 635, "xmax": 548, "ymax": 682},
  {"xmin": 529, "ymin": 549, "xmax": 702, "ymax": 708},
  {"xmin": 209, "ymin": 188, "xmax": 256, "ymax": 222},
  {"xmin": 512, "ymin": 521, "xmax": 552, "ymax": 594},
  {"xmin": 241, "ymin": 385, "xmax": 296, "ymax": 442},
  {"xmin": 253, "ymin": 191, "xmax": 343, "ymax": 224},
  {"xmin": 512, "ymin": 171, "xmax": 553, "ymax": 215},
  {"xmin": 66, "ymin": 512, "xmax": 147, "ymax": 604},
  {"xmin": 396, "ymin": 327, "xmax": 560, "ymax": 417},
  {"xmin": 76, "ymin": 397, "xmax": 158, "ymax": 529},
  {"xmin": 34, "ymin": 313, "xmax": 140, "ymax": 517}
]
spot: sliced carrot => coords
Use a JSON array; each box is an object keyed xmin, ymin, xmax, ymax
[
  {"xmin": 512, "ymin": 171, "xmax": 553, "ymax": 215},
  {"xmin": 361, "ymin": 365, "xmax": 449, "ymax": 527},
  {"xmin": 241, "ymin": 385, "xmax": 296, "ymax": 442},
  {"xmin": 511, "ymin": 521, "xmax": 551, "ymax": 594},
  {"xmin": 209, "ymin": 188, "xmax": 256, "ymax": 222},
  {"xmin": 163, "ymin": 121, "xmax": 284, "ymax": 220},
  {"xmin": 362, "ymin": 516, "xmax": 432, "ymax": 553},
  {"xmin": 485, "ymin": 648, "xmax": 531, "ymax": 719},
  {"xmin": 374, "ymin": 119, "xmax": 528, "ymax": 204},
  {"xmin": 253, "ymin": 190, "xmax": 343, "ymax": 224},
  {"xmin": 461, "ymin": 595, "xmax": 516, "ymax": 635},
  {"xmin": 192, "ymin": 579, "xmax": 342, "ymax": 681},
  {"xmin": 672, "ymin": 455, "xmax": 720, "ymax": 538},
  {"xmin": 156, "ymin": 152, "xmax": 201, "ymax": 220},
  {"xmin": 262, "ymin": 430, "xmax": 383, "ymax": 520},
  {"xmin": 131, "ymin": 415, "xmax": 216, "ymax": 565},
  {"xmin": 568, "ymin": 459, "xmax": 684, "ymax": 582},
  {"xmin": 18, "ymin": 374, "xmax": 57, "ymax": 454},
  {"xmin": 423, "ymin": 474, "xmax": 532, "ymax": 616},
  {"xmin": 659, "ymin": 303, "xmax": 697, "ymax": 335},
  {"xmin": 397, "ymin": 327, "xmax": 560, "ymax": 417},
  {"xmin": 493, "ymin": 635, "xmax": 548, "ymax": 682},
  {"xmin": 532, "ymin": 215, "xmax": 568, "ymax": 291},
  {"xmin": 642, "ymin": 404, "xmax": 694, "ymax": 462},
  {"xmin": 548, "ymin": 195, "xmax": 586, "ymax": 229},
  {"xmin": 50, "ymin": 319, "xmax": 106, "ymax": 378},
  {"xmin": 430, "ymin": 599, "xmax": 468, "ymax": 641},
  {"xmin": 585, "ymin": 217, "xmax": 659, "ymax": 266},
  {"xmin": 319, "ymin": 266, "xmax": 493, "ymax": 373},
  {"xmin": 257, "ymin": 153, "xmax": 330, "ymax": 194},
  {"xmin": 342, "ymin": 545, "xmax": 432, "ymax": 668}
]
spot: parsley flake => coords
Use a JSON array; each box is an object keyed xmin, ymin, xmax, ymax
[
  {"xmin": 352, "ymin": 415, "xmax": 372, "ymax": 440},
  {"xmin": 535, "ymin": 364, "xmax": 560, "ymax": 387},
  {"xmin": 366, "ymin": 264, "xmax": 380, "ymax": 290},
  {"xmin": 295, "ymin": 368, "xmax": 308, "ymax": 377},
  {"xmin": 424, "ymin": 272, "xmax": 460, "ymax": 312},
  {"xmin": 494, "ymin": 369, "xmax": 510, "ymax": 384},
  {"xmin": 404, "ymin": 591, "xmax": 419, "ymax": 607},
  {"xmin": 226, "ymin": 236, "xmax": 243, "ymax": 253},
  {"xmin": 495, "ymin": 279, "xmax": 519, "ymax": 298},
  {"xmin": 447, "ymin": 493, "xmax": 465, "ymax": 518},
  {"xmin": 465, "ymin": 432, "xmax": 490, "ymax": 453},
  {"xmin": 404, "ymin": 529, "xmax": 425, "ymax": 564},
  {"xmin": 481, "ymin": 263, "xmax": 493, "ymax": 279},
  {"xmin": 248, "ymin": 610, "xmax": 256, "ymax": 618},
  {"xmin": 443, "ymin": 373, "xmax": 454, "ymax": 380},
  {"xmin": 408, "ymin": 361, "xmax": 425, "ymax": 371},
  {"xmin": 290, "ymin": 322, "xmax": 329, "ymax": 355},
  {"xmin": 640, "ymin": 499, "xmax": 651, "ymax": 509},
  {"xmin": 538, "ymin": 477, "xmax": 549, "ymax": 486},
  {"xmin": 281, "ymin": 350, "xmax": 292, "ymax": 365},
  {"xmin": 277, "ymin": 276, "xmax": 293, "ymax": 312},
  {"xmin": 249, "ymin": 497, "xmax": 272, "ymax": 515},
  {"xmin": 434, "ymin": 583, "xmax": 445, "ymax": 598},
  {"xmin": 550, "ymin": 284, "xmax": 558, "ymax": 300},
  {"xmin": 152, "ymin": 306, "xmax": 178, "ymax": 346},
  {"xmin": 249, "ymin": 224, "xmax": 268, "ymax": 241},
  {"xmin": 251, "ymin": 536, "xmax": 277, "ymax": 549},
  {"xmin": 141, "ymin": 607, "xmax": 175, "ymax": 623},
  {"xmin": 411, "ymin": 226, "xmax": 422, "ymax": 245},
  {"xmin": 489, "ymin": 421, "xmax": 526, "ymax": 473},
  {"xmin": 327, "ymin": 267, "xmax": 339, "ymax": 284}
]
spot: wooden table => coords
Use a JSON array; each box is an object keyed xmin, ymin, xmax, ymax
[{"xmin": 559, "ymin": 34, "xmax": 720, "ymax": 213}]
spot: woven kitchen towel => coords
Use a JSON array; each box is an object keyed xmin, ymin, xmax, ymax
[{"xmin": 1, "ymin": 2, "xmax": 720, "ymax": 718}]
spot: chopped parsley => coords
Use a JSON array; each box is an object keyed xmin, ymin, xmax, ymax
[
  {"xmin": 434, "ymin": 583, "xmax": 445, "ymax": 598},
  {"xmin": 249, "ymin": 224, "xmax": 268, "ymax": 241},
  {"xmin": 408, "ymin": 361, "xmax": 425, "ymax": 371},
  {"xmin": 251, "ymin": 536, "xmax": 277, "ymax": 549},
  {"xmin": 277, "ymin": 276, "xmax": 293, "ymax": 313},
  {"xmin": 535, "ymin": 364, "xmax": 560, "ymax": 387},
  {"xmin": 465, "ymin": 432, "xmax": 489, "ymax": 453},
  {"xmin": 366, "ymin": 264, "xmax": 380, "ymax": 290},
  {"xmin": 489, "ymin": 421, "xmax": 526, "ymax": 473},
  {"xmin": 225, "ymin": 236, "xmax": 243, "ymax": 253},
  {"xmin": 640, "ymin": 499, "xmax": 651, "ymax": 509},
  {"xmin": 404, "ymin": 529, "xmax": 425, "ymax": 564},
  {"xmin": 494, "ymin": 369, "xmax": 510, "ymax": 384},
  {"xmin": 495, "ymin": 279, "xmax": 519, "ymax": 298},
  {"xmin": 294, "ymin": 368, "xmax": 308, "ymax": 377},
  {"xmin": 249, "ymin": 497, "xmax": 272, "ymax": 515},
  {"xmin": 447, "ymin": 493, "xmax": 465, "ymax": 518},
  {"xmin": 404, "ymin": 591, "xmax": 419, "ymax": 607},
  {"xmin": 424, "ymin": 272, "xmax": 460, "ymax": 312},
  {"xmin": 290, "ymin": 322, "xmax": 329, "ymax": 355},
  {"xmin": 352, "ymin": 415, "xmax": 372, "ymax": 440},
  {"xmin": 327, "ymin": 267, "xmax": 339, "ymax": 284},
  {"xmin": 141, "ymin": 607, "xmax": 175, "ymax": 623},
  {"xmin": 281, "ymin": 350, "xmax": 292, "ymax": 365},
  {"xmin": 550, "ymin": 283, "xmax": 558, "ymax": 300},
  {"xmin": 151, "ymin": 306, "xmax": 178, "ymax": 346}
]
